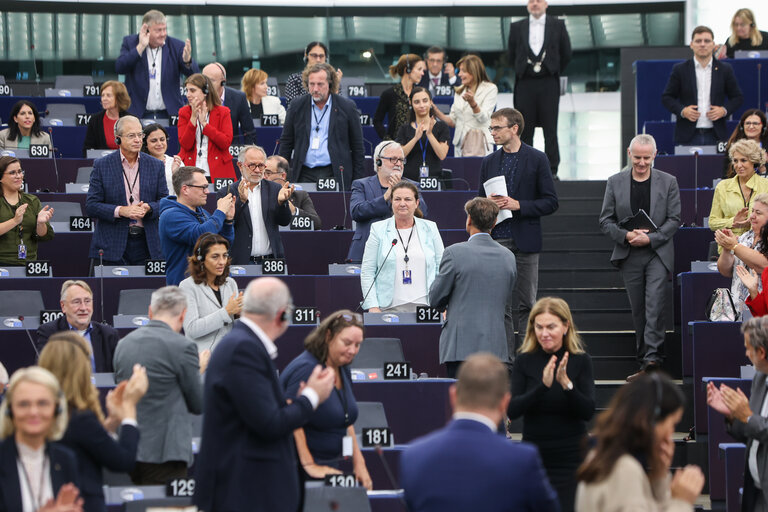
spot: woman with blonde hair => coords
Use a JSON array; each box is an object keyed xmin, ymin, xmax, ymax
[
  {"xmin": 38, "ymin": 332, "xmax": 148, "ymax": 512},
  {"xmin": 507, "ymin": 297, "xmax": 595, "ymax": 512},
  {"xmin": 717, "ymin": 8, "xmax": 768, "ymax": 59},
  {"xmin": 373, "ymin": 53, "xmax": 426, "ymax": 141},
  {"xmin": 0, "ymin": 366, "xmax": 84, "ymax": 512},
  {"xmin": 434, "ymin": 54, "xmax": 497, "ymax": 156},
  {"xmin": 241, "ymin": 68, "xmax": 286, "ymax": 125}
]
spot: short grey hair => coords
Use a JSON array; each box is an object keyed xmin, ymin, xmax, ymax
[
  {"xmin": 374, "ymin": 141, "xmax": 404, "ymax": 171},
  {"xmin": 114, "ymin": 115, "xmax": 141, "ymax": 138},
  {"xmin": 628, "ymin": 134, "xmax": 657, "ymax": 155},
  {"xmin": 242, "ymin": 278, "xmax": 292, "ymax": 318},
  {"xmin": 172, "ymin": 166, "xmax": 205, "ymax": 195},
  {"xmin": 238, "ymin": 145, "xmax": 267, "ymax": 163},
  {"xmin": 60, "ymin": 280, "xmax": 92, "ymax": 302},
  {"xmin": 142, "ymin": 9, "xmax": 166, "ymax": 27},
  {"xmin": 743, "ymin": 316, "xmax": 768, "ymax": 355},
  {"xmin": 150, "ymin": 286, "xmax": 187, "ymax": 317}
]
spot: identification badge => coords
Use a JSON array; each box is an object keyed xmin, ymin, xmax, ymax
[
  {"xmin": 342, "ymin": 435, "xmax": 353, "ymax": 457},
  {"xmin": 402, "ymin": 269, "xmax": 412, "ymax": 284},
  {"xmin": 311, "ymin": 136, "xmax": 320, "ymax": 150},
  {"xmin": 18, "ymin": 244, "xmax": 27, "ymax": 260},
  {"xmin": 149, "ymin": 67, "xmax": 157, "ymax": 80},
  {"xmin": 419, "ymin": 165, "xmax": 429, "ymax": 178}
]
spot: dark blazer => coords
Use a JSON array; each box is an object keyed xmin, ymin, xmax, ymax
[
  {"xmin": 218, "ymin": 179, "xmax": 292, "ymax": 263},
  {"xmin": 661, "ymin": 58, "xmax": 744, "ymax": 143},
  {"xmin": 60, "ymin": 410, "xmax": 139, "ymax": 512},
  {"xmin": 0, "ymin": 439, "xmax": 80, "ymax": 512},
  {"xmin": 36, "ymin": 317, "xmax": 120, "ymax": 373},
  {"xmin": 193, "ymin": 321, "xmax": 315, "ymax": 512},
  {"xmin": 115, "ymin": 34, "xmax": 199, "ymax": 117},
  {"xmin": 478, "ymin": 144, "xmax": 559, "ymax": 253},
  {"xmin": 278, "ymin": 93, "xmax": 366, "ymax": 189},
  {"xmin": 400, "ymin": 419, "xmax": 560, "ymax": 512},
  {"xmin": 223, "ymin": 86, "xmax": 256, "ymax": 145},
  {"xmin": 347, "ymin": 175, "xmax": 429, "ymax": 262},
  {"xmin": 508, "ymin": 16, "xmax": 572, "ymax": 77},
  {"xmin": 85, "ymin": 151, "xmax": 168, "ymax": 261},
  {"xmin": 291, "ymin": 189, "xmax": 322, "ymax": 229},
  {"xmin": 82, "ymin": 110, "xmax": 128, "ymax": 157},
  {"xmin": 418, "ymin": 72, "xmax": 453, "ymax": 89}
]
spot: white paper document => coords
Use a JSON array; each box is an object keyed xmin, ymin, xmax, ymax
[{"xmin": 483, "ymin": 176, "xmax": 513, "ymax": 223}]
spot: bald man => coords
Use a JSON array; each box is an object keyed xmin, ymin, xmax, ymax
[{"xmin": 202, "ymin": 62, "xmax": 256, "ymax": 145}]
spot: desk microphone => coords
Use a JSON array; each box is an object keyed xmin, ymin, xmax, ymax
[
  {"xmin": 98, "ymin": 249, "xmax": 106, "ymax": 323},
  {"xmin": 23, "ymin": 323, "xmax": 41, "ymax": 360},
  {"xmin": 333, "ymin": 165, "xmax": 348, "ymax": 230},
  {"xmin": 47, "ymin": 127, "xmax": 61, "ymax": 192},
  {"xmin": 375, "ymin": 445, "xmax": 410, "ymax": 511},
  {"xmin": 357, "ymin": 239, "xmax": 397, "ymax": 312},
  {"xmin": 272, "ymin": 139, "xmax": 280, "ymax": 156}
]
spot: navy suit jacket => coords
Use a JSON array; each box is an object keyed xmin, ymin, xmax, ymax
[
  {"xmin": 0, "ymin": 440, "xmax": 80, "ymax": 512},
  {"xmin": 223, "ymin": 86, "xmax": 257, "ymax": 145},
  {"xmin": 400, "ymin": 419, "xmax": 560, "ymax": 512},
  {"xmin": 36, "ymin": 317, "xmax": 120, "ymax": 373},
  {"xmin": 60, "ymin": 410, "xmax": 139, "ymax": 512},
  {"xmin": 217, "ymin": 180, "xmax": 292, "ymax": 264},
  {"xmin": 418, "ymin": 72, "xmax": 453, "ymax": 89},
  {"xmin": 478, "ymin": 144, "xmax": 558, "ymax": 253},
  {"xmin": 661, "ymin": 58, "xmax": 744, "ymax": 143},
  {"xmin": 278, "ymin": 93, "xmax": 365, "ymax": 189},
  {"xmin": 85, "ymin": 151, "xmax": 168, "ymax": 261},
  {"xmin": 193, "ymin": 321, "xmax": 315, "ymax": 512},
  {"xmin": 115, "ymin": 34, "xmax": 199, "ymax": 117}
]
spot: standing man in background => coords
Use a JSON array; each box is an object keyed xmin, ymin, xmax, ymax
[
  {"xmin": 508, "ymin": 0, "xmax": 571, "ymax": 178},
  {"xmin": 202, "ymin": 62, "xmax": 257, "ymax": 146}
]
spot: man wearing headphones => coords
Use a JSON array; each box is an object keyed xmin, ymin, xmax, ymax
[
  {"xmin": 194, "ymin": 277, "xmax": 336, "ymax": 512},
  {"xmin": 85, "ymin": 115, "xmax": 168, "ymax": 270},
  {"xmin": 347, "ymin": 141, "xmax": 428, "ymax": 262},
  {"xmin": 203, "ymin": 62, "xmax": 257, "ymax": 146}
]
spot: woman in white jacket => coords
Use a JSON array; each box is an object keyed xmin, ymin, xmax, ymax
[
  {"xmin": 242, "ymin": 68, "xmax": 286, "ymax": 125},
  {"xmin": 179, "ymin": 233, "xmax": 242, "ymax": 352}
]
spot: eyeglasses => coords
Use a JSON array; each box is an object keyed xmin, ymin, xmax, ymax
[
  {"xmin": 264, "ymin": 169, "xmax": 283, "ymax": 176},
  {"xmin": 242, "ymin": 162, "xmax": 266, "ymax": 171},
  {"xmin": 68, "ymin": 298, "xmax": 93, "ymax": 307},
  {"xmin": 744, "ymin": 121, "xmax": 763, "ymax": 127},
  {"xmin": 308, "ymin": 53, "xmax": 326, "ymax": 60},
  {"xmin": 185, "ymin": 183, "xmax": 209, "ymax": 191},
  {"xmin": 380, "ymin": 156, "xmax": 406, "ymax": 165},
  {"xmin": 5, "ymin": 169, "xmax": 25, "ymax": 177},
  {"xmin": 120, "ymin": 132, "xmax": 145, "ymax": 140},
  {"xmin": 489, "ymin": 125, "xmax": 513, "ymax": 132}
]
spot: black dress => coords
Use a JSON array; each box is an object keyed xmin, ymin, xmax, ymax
[
  {"xmin": 373, "ymin": 85, "xmax": 411, "ymax": 140},
  {"xmin": 507, "ymin": 346, "xmax": 595, "ymax": 512},
  {"xmin": 395, "ymin": 121, "xmax": 450, "ymax": 180}
]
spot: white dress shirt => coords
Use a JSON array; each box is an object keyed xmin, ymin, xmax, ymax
[
  {"xmin": 195, "ymin": 115, "xmax": 210, "ymax": 176},
  {"xmin": 748, "ymin": 380, "xmax": 768, "ymax": 489},
  {"xmin": 146, "ymin": 45, "xmax": 166, "ymax": 111},
  {"xmin": 391, "ymin": 226, "xmax": 428, "ymax": 308},
  {"xmin": 529, "ymin": 14, "xmax": 546, "ymax": 56},
  {"xmin": 247, "ymin": 183, "xmax": 273, "ymax": 257},
  {"xmin": 694, "ymin": 58, "xmax": 714, "ymax": 129}
]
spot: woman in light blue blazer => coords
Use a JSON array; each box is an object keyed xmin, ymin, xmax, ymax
[
  {"xmin": 361, "ymin": 181, "xmax": 443, "ymax": 312},
  {"xmin": 179, "ymin": 233, "xmax": 242, "ymax": 352}
]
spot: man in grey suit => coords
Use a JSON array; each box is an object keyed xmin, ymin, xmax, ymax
[
  {"xmin": 708, "ymin": 316, "xmax": 768, "ymax": 512},
  {"xmin": 113, "ymin": 286, "xmax": 210, "ymax": 484},
  {"xmin": 599, "ymin": 134, "xmax": 681, "ymax": 381},
  {"xmin": 430, "ymin": 198, "xmax": 517, "ymax": 377}
]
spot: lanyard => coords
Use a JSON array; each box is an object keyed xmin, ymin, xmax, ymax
[
  {"xmin": 312, "ymin": 104, "xmax": 329, "ymax": 133},
  {"xmin": 418, "ymin": 134, "xmax": 428, "ymax": 166},
  {"xmin": 122, "ymin": 165, "xmax": 140, "ymax": 204},
  {"xmin": 396, "ymin": 224, "xmax": 416, "ymax": 264},
  {"xmin": 3, "ymin": 196, "xmax": 24, "ymax": 241},
  {"xmin": 335, "ymin": 379, "xmax": 349, "ymax": 424},
  {"xmin": 738, "ymin": 177, "xmax": 753, "ymax": 208},
  {"xmin": 148, "ymin": 47, "xmax": 161, "ymax": 69},
  {"xmin": 18, "ymin": 453, "xmax": 48, "ymax": 511},
  {"xmin": 196, "ymin": 113, "xmax": 210, "ymax": 157}
]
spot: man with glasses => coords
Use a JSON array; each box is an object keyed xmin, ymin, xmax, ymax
[
  {"xmin": 217, "ymin": 146, "xmax": 293, "ymax": 265},
  {"xmin": 158, "ymin": 166, "xmax": 235, "ymax": 285},
  {"xmin": 36, "ymin": 280, "xmax": 119, "ymax": 373},
  {"xmin": 86, "ymin": 116, "xmax": 168, "ymax": 271},
  {"xmin": 478, "ymin": 108, "xmax": 558, "ymax": 360},
  {"xmin": 347, "ymin": 141, "xmax": 428, "ymax": 263},
  {"xmin": 417, "ymin": 46, "xmax": 458, "ymax": 97},
  {"xmin": 264, "ymin": 155, "xmax": 322, "ymax": 229}
]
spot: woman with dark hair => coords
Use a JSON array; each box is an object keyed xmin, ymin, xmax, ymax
[
  {"xmin": 179, "ymin": 233, "xmax": 242, "ymax": 352},
  {"xmin": 0, "ymin": 156, "xmax": 54, "ymax": 265},
  {"xmin": 280, "ymin": 310, "xmax": 372, "ymax": 489},
  {"xmin": 142, "ymin": 123, "xmax": 182, "ymax": 194},
  {"xmin": 82, "ymin": 81, "xmax": 131, "ymax": 157},
  {"xmin": 395, "ymin": 87, "xmax": 449, "ymax": 180},
  {"xmin": 178, "ymin": 73, "xmax": 234, "ymax": 181},
  {"xmin": 38, "ymin": 332, "xmax": 148, "ymax": 512},
  {"xmin": 507, "ymin": 297, "xmax": 594, "ymax": 512},
  {"xmin": 723, "ymin": 109, "xmax": 768, "ymax": 177},
  {"xmin": 717, "ymin": 8, "xmax": 768, "ymax": 59},
  {"xmin": 0, "ymin": 100, "xmax": 53, "ymax": 151},
  {"xmin": 373, "ymin": 54, "xmax": 426, "ymax": 141},
  {"xmin": 361, "ymin": 180, "xmax": 443, "ymax": 313},
  {"xmin": 241, "ymin": 68, "xmax": 286, "ymax": 124},
  {"xmin": 284, "ymin": 42, "xmax": 342, "ymax": 108},
  {"xmin": 575, "ymin": 373, "xmax": 705, "ymax": 510}
]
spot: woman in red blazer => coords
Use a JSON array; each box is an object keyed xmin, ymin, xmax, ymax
[{"xmin": 178, "ymin": 73, "xmax": 235, "ymax": 181}]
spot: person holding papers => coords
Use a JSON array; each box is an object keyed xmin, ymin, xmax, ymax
[
  {"xmin": 360, "ymin": 181, "xmax": 443, "ymax": 313},
  {"xmin": 599, "ymin": 134, "xmax": 680, "ymax": 381},
  {"xmin": 477, "ymin": 107, "xmax": 558, "ymax": 361}
]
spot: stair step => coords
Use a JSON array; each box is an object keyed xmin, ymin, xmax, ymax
[
  {"xmin": 543, "ymin": 214, "xmax": 602, "ymax": 234},
  {"xmin": 580, "ymin": 332, "xmax": 636, "ymax": 356},
  {"xmin": 557, "ymin": 197, "xmax": 604, "ymax": 214},
  {"xmin": 543, "ymin": 234, "xmax": 613, "ymax": 250},
  {"xmin": 539, "ymin": 268, "xmax": 623, "ymax": 288},
  {"xmin": 540, "ymin": 250, "xmax": 613, "ymax": 269},
  {"xmin": 537, "ymin": 288, "xmax": 630, "ymax": 309},
  {"xmin": 554, "ymin": 180, "xmax": 607, "ymax": 198}
]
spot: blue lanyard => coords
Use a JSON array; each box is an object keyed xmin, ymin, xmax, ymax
[
  {"xmin": 312, "ymin": 104, "xmax": 329, "ymax": 132},
  {"xmin": 418, "ymin": 134, "xmax": 428, "ymax": 166}
]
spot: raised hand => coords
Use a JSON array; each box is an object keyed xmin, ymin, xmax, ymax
[
  {"xmin": 137, "ymin": 24, "xmax": 150, "ymax": 53},
  {"xmin": 182, "ymin": 39, "xmax": 192, "ymax": 64},
  {"xmin": 670, "ymin": 465, "xmax": 705, "ymax": 505},
  {"xmin": 555, "ymin": 352, "xmax": 571, "ymax": 389},
  {"xmin": 735, "ymin": 265, "xmax": 759, "ymax": 298},
  {"xmin": 542, "ymin": 354, "xmax": 556, "ymax": 388},
  {"xmin": 217, "ymin": 193, "xmax": 234, "ymax": 214},
  {"xmin": 706, "ymin": 381, "xmax": 731, "ymax": 418},
  {"xmin": 225, "ymin": 291, "xmax": 244, "ymax": 316},
  {"xmin": 37, "ymin": 205, "xmax": 54, "ymax": 224},
  {"xmin": 13, "ymin": 203, "xmax": 28, "ymax": 225},
  {"xmin": 277, "ymin": 181, "xmax": 294, "ymax": 204}
]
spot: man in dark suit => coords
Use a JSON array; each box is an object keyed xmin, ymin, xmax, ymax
[
  {"xmin": 113, "ymin": 285, "xmax": 208, "ymax": 485},
  {"xmin": 430, "ymin": 198, "xmax": 517, "ymax": 378},
  {"xmin": 193, "ymin": 277, "xmax": 335, "ymax": 512},
  {"xmin": 400, "ymin": 353, "xmax": 560, "ymax": 512},
  {"xmin": 115, "ymin": 9, "xmax": 199, "ymax": 118},
  {"xmin": 36, "ymin": 280, "xmax": 119, "ymax": 373},
  {"xmin": 417, "ymin": 46, "xmax": 458, "ymax": 97},
  {"xmin": 217, "ymin": 145, "xmax": 293, "ymax": 264},
  {"xmin": 599, "ymin": 134, "xmax": 680, "ymax": 381},
  {"xmin": 265, "ymin": 154, "xmax": 322, "ymax": 229},
  {"xmin": 478, "ymin": 108, "xmax": 558, "ymax": 359},
  {"xmin": 508, "ymin": 0, "xmax": 571, "ymax": 177},
  {"xmin": 203, "ymin": 62, "xmax": 257, "ymax": 146},
  {"xmin": 662, "ymin": 25, "xmax": 744, "ymax": 146},
  {"xmin": 85, "ymin": 116, "xmax": 168, "ymax": 268},
  {"xmin": 709, "ymin": 316, "xmax": 768, "ymax": 511},
  {"xmin": 279, "ymin": 62, "xmax": 365, "ymax": 189}
]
